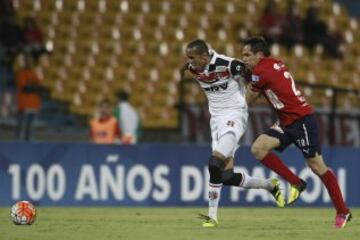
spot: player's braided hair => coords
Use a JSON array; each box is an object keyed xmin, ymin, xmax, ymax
[
  {"xmin": 243, "ymin": 37, "xmax": 270, "ymax": 57},
  {"xmin": 187, "ymin": 39, "xmax": 210, "ymax": 55}
]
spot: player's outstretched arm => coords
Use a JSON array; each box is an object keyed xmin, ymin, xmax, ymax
[{"xmin": 246, "ymin": 84, "xmax": 260, "ymax": 105}]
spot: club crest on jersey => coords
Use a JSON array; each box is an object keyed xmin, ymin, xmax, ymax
[{"xmin": 251, "ymin": 74, "xmax": 260, "ymax": 82}]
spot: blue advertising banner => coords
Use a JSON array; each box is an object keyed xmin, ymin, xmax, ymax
[{"xmin": 0, "ymin": 143, "xmax": 359, "ymax": 207}]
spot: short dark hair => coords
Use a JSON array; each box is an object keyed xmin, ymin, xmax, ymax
[
  {"xmin": 186, "ymin": 39, "xmax": 210, "ymax": 55},
  {"xmin": 117, "ymin": 90, "xmax": 129, "ymax": 101},
  {"xmin": 243, "ymin": 37, "xmax": 270, "ymax": 57}
]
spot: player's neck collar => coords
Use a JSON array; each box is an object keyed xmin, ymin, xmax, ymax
[{"xmin": 209, "ymin": 49, "xmax": 216, "ymax": 63}]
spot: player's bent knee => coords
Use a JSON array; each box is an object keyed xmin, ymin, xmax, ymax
[
  {"xmin": 251, "ymin": 143, "xmax": 266, "ymax": 160},
  {"xmin": 307, "ymin": 162, "xmax": 322, "ymax": 175},
  {"xmin": 251, "ymin": 135, "xmax": 275, "ymax": 160},
  {"xmin": 209, "ymin": 155, "xmax": 225, "ymax": 171}
]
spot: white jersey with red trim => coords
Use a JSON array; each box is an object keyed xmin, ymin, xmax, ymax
[{"xmin": 190, "ymin": 50, "xmax": 247, "ymax": 116}]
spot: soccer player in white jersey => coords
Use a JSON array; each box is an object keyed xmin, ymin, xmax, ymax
[{"xmin": 180, "ymin": 39, "xmax": 285, "ymax": 228}]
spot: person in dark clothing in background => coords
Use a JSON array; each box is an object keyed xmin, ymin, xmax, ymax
[
  {"xmin": 280, "ymin": 0, "xmax": 303, "ymax": 51},
  {"xmin": 16, "ymin": 53, "xmax": 43, "ymax": 140},
  {"xmin": 303, "ymin": 5, "xmax": 343, "ymax": 58}
]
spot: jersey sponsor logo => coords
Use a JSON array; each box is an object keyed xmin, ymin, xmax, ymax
[
  {"xmin": 203, "ymin": 82, "xmax": 228, "ymax": 92},
  {"xmin": 251, "ymin": 74, "xmax": 260, "ymax": 82},
  {"xmin": 197, "ymin": 71, "xmax": 230, "ymax": 83}
]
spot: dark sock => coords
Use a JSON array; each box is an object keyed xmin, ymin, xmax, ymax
[{"xmin": 222, "ymin": 169, "xmax": 243, "ymax": 186}]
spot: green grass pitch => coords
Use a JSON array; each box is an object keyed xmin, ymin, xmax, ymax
[{"xmin": 0, "ymin": 207, "xmax": 359, "ymax": 240}]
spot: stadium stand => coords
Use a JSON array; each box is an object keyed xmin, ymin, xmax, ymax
[{"xmin": 11, "ymin": 0, "xmax": 360, "ymax": 129}]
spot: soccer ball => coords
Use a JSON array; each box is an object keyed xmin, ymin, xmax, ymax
[{"xmin": 10, "ymin": 201, "xmax": 37, "ymax": 225}]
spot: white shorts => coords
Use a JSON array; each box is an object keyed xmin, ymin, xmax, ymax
[{"xmin": 210, "ymin": 111, "xmax": 248, "ymax": 157}]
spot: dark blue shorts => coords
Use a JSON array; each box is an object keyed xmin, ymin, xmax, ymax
[{"xmin": 265, "ymin": 114, "xmax": 321, "ymax": 158}]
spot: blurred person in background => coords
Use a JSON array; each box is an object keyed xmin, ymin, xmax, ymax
[
  {"xmin": 16, "ymin": 53, "xmax": 43, "ymax": 141},
  {"xmin": 303, "ymin": 5, "xmax": 343, "ymax": 58},
  {"xmin": 90, "ymin": 99, "xmax": 121, "ymax": 144},
  {"xmin": 0, "ymin": 16, "xmax": 24, "ymax": 62},
  {"xmin": 0, "ymin": 0, "xmax": 15, "ymax": 18},
  {"xmin": 280, "ymin": 0, "xmax": 303, "ymax": 51},
  {"xmin": 113, "ymin": 90, "xmax": 141, "ymax": 144},
  {"xmin": 0, "ymin": 16, "xmax": 24, "ymax": 89},
  {"xmin": 22, "ymin": 16, "xmax": 47, "ymax": 62},
  {"xmin": 0, "ymin": 41, "xmax": 11, "ymax": 87},
  {"xmin": 259, "ymin": 0, "xmax": 283, "ymax": 45}
]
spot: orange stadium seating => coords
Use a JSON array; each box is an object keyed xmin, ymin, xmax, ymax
[{"xmin": 14, "ymin": 0, "xmax": 360, "ymax": 128}]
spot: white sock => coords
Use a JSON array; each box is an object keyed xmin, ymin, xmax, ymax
[
  {"xmin": 208, "ymin": 183, "xmax": 222, "ymax": 221},
  {"xmin": 240, "ymin": 172, "xmax": 273, "ymax": 191}
]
